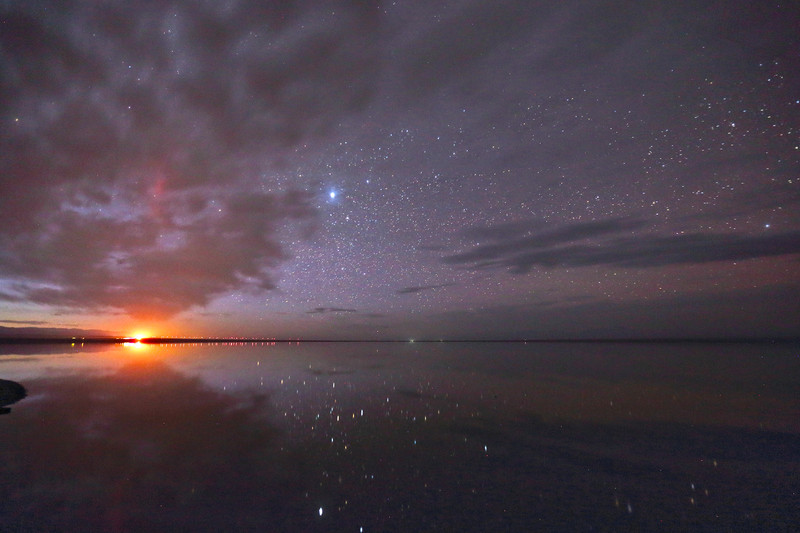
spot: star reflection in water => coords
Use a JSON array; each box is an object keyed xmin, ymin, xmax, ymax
[{"xmin": 0, "ymin": 341, "xmax": 798, "ymax": 531}]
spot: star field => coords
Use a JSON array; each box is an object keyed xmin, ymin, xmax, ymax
[{"xmin": 0, "ymin": 0, "xmax": 798, "ymax": 339}]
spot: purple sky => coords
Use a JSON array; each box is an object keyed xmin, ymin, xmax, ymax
[{"xmin": 1, "ymin": 0, "xmax": 799, "ymax": 339}]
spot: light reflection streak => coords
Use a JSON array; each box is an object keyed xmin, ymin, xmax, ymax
[{"xmin": 122, "ymin": 340, "xmax": 150, "ymax": 354}]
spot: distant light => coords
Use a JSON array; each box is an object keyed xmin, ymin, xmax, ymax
[
  {"xmin": 329, "ymin": 191, "xmax": 336, "ymax": 199},
  {"xmin": 318, "ymin": 507, "xmax": 323, "ymax": 516}
]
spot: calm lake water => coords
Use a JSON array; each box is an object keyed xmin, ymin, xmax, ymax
[{"xmin": 1, "ymin": 341, "xmax": 798, "ymax": 531}]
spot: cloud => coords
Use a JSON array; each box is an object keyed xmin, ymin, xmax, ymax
[
  {"xmin": 0, "ymin": 319, "xmax": 51, "ymax": 326},
  {"xmin": 443, "ymin": 218, "xmax": 800, "ymax": 273},
  {"xmin": 0, "ymin": 325, "xmax": 113, "ymax": 339},
  {"xmin": 395, "ymin": 0, "xmax": 652, "ymax": 98},
  {"xmin": 396, "ymin": 283, "xmax": 454, "ymax": 294},
  {"xmin": 0, "ymin": 190, "xmax": 316, "ymax": 319},
  {"xmin": 306, "ymin": 307, "xmax": 358, "ymax": 315},
  {"xmin": 0, "ymin": 1, "xmax": 397, "ymax": 317}
]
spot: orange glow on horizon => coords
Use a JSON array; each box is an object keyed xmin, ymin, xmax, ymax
[{"xmin": 122, "ymin": 339, "xmax": 150, "ymax": 352}]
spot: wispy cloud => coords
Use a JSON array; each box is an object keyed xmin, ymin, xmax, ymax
[
  {"xmin": 306, "ymin": 307, "xmax": 358, "ymax": 315},
  {"xmin": 396, "ymin": 283, "xmax": 455, "ymax": 294},
  {"xmin": 0, "ymin": 319, "xmax": 51, "ymax": 325},
  {"xmin": 444, "ymin": 218, "xmax": 800, "ymax": 273}
]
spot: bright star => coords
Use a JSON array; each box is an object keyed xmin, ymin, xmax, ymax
[{"xmin": 329, "ymin": 191, "xmax": 336, "ymax": 199}]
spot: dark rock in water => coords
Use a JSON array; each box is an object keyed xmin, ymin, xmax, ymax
[{"xmin": 0, "ymin": 378, "xmax": 26, "ymax": 414}]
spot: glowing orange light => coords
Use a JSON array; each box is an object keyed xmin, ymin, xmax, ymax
[
  {"xmin": 131, "ymin": 331, "xmax": 149, "ymax": 341},
  {"xmin": 123, "ymin": 340, "xmax": 149, "ymax": 352}
]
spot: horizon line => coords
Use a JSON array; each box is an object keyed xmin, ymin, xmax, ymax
[{"xmin": 0, "ymin": 336, "xmax": 798, "ymax": 345}]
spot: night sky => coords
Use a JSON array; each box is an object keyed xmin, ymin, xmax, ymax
[{"xmin": 1, "ymin": 0, "xmax": 799, "ymax": 339}]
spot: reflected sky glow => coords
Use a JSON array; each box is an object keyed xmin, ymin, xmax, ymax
[
  {"xmin": 1, "ymin": 341, "xmax": 798, "ymax": 530},
  {"xmin": 122, "ymin": 340, "xmax": 151, "ymax": 354}
]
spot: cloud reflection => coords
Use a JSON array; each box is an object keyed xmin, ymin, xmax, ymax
[{"xmin": 0, "ymin": 361, "xmax": 305, "ymax": 530}]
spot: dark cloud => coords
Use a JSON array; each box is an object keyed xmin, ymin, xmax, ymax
[
  {"xmin": 396, "ymin": 0, "xmax": 654, "ymax": 98},
  {"xmin": 0, "ymin": 190, "xmax": 315, "ymax": 319},
  {"xmin": 396, "ymin": 283, "xmax": 454, "ymax": 294},
  {"xmin": 306, "ymin": 307, "xmax": 358, "ymax": 315},
  {"xmin": 0, "ymin": 325, "xmax": 112, "ymax": 339},
  {"xmin": 0, "ymin": 0, "xmax": 385, "ymax": 319},
  {"xmin": 0, "ymin": 1, "xmax": 384, "ymax": 176},
  {"xmin": 0, "ymin": 319, "xmax": 51, "ymax": 325},
  {"xmin": 444, "ymin": 218, "xmax": 800, "ymax": 273}
]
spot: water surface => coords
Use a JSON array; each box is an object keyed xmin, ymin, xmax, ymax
[{"xmin": 1, "ymin": 341, "xmax": 798, "ymax": 531}]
